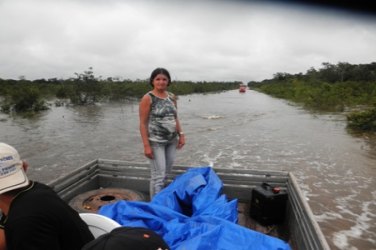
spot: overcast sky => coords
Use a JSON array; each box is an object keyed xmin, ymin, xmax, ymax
[{"xmin": 0, "ymin": 0, "xmax": 375, "ymax": 82}]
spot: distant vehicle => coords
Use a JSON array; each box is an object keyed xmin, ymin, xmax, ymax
[{"xmin": 239, "ymin": 84, "xmax": 247, "ymax": 92}]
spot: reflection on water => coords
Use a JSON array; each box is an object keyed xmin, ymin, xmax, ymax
[{"xmin": 0, "ymin": 90, "xmax": 375, "ymax": 250}]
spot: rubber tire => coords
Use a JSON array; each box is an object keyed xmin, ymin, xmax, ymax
[{"xmin": 69, "ymin": 188, "xmax": 145, "ymax": 213}]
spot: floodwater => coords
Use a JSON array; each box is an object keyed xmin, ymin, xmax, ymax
[{"xmin": 0, "ymin": 90, "xmax": 375, "ymax": 250}]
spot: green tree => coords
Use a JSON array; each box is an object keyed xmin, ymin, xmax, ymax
[{"xmin": 70, "ymin": 67, "xmax": 103, "ymax": 105}]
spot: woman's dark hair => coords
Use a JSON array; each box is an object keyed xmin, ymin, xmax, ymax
[{"xmin": 149, "ymin": 68, "xmax": 171, "ymax": 87}]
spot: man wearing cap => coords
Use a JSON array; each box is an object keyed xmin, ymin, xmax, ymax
[{"xmin": 0, "ymin": 142, "xmax": 94, "ymax": 250}]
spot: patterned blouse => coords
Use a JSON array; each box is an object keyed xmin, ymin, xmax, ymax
[{"xmin": 148, "ymin": 91, "xmax": 177, "ymax": 143}]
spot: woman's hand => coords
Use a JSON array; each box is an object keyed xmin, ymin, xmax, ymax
[
  {"xmin": 143, "ymin": 145, "xmax": 154, "ymax": 159},
  {"xmin": 177, "ymin": 134, "xmax": 185, "ymax": 149}
]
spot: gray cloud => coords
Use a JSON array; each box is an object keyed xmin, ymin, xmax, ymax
[{"xmin": 0, "ymin": 0, "xmax": 375, "ymax": 82}]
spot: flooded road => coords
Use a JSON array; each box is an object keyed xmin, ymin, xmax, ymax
[{"xmin": 1, "ymin": 90, "xmax": 375, "ymax": 249}]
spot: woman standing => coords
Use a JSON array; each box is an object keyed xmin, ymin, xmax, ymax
[{"xmin": 139, "ymin": 68, "xmax": 185, "ymax": 198}]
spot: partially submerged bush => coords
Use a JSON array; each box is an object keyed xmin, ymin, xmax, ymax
[
  {"xmin": 347, "ymin": 106, "xmax": 376, "ymax": 131},
  {"xmin": 1, "ymin": 85, "xmax": 48, "ymax": 113}
]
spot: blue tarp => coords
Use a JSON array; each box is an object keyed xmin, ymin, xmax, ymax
[{"xmin": 99, "ymin": 167, "xmax": 291, "ymax": 250}]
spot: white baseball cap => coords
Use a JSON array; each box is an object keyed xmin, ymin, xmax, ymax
[{"xmin": 0, "ymin": 143, "xmax": 29, "ymax": 194}]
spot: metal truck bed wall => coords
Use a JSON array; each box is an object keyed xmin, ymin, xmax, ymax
[{"xmin": 48, "ymin": 159, "xmax": 330, "ymax": 250}]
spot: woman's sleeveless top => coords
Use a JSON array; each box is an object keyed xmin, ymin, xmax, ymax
[{"xmin": 148, "ymin": 92, "xmax": 177, "ymax": 143}]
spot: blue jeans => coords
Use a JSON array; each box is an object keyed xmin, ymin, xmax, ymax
[{"xmin": 149, "ymin": 138, "xmax": 177, "ymax": 198}]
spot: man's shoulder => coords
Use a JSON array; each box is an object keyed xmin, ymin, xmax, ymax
[
  {"xmin": 33, "ymin": 181, "xmax": 54, "ymax": 191},
  {"xmin": 21, "ymin": 182, "xmax": 57, "ymax": 199}
]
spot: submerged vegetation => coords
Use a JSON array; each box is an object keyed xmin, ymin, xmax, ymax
[
  {"xmin": 0, "ymin": 83, "xmax": 48, "ymax": 113},
  {"xmin": 2, "ymin": 62, "xmax": 375, "ymax": 132},
  {"xmin": 0, "ymin": 67, "xmax": 239, "ymax": 114},
  {"xmin": 249, "ymin": 62, "xmax": 376, "ymax": 132},
  {"xmin": 346, "ymin": 107, "xmax": 376, "ymax": 131}
]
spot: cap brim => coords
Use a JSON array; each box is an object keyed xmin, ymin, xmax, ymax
[{"xmin": 0, "ymin": 166, "xmax": 29, "ymax": 194}]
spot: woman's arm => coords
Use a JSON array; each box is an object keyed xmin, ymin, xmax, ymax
[
  {"xmin": 176, "ymin": 118, "xmax": 185, "ymax": 149},
  {"xmin": 139, "ymin": 94, "xmax": 153, "ymax": 159},
  {"xmin": 173, "ymin": 95, "xmax": 185, "ymax": 149}
]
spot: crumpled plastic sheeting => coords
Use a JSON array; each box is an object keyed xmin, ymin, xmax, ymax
[{"xmin": 99, "ymin": 167, "xmax": 291, "ymax": 250}]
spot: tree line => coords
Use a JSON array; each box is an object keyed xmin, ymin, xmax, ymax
[
  {"xmin": 2, "ymin": 63, "xmax": 375, "ymax": 132},
  {"xmin": 248, "ymin": 62, "xmax": 376, "ymax": 132},
  {"xmin": 0, "ymin": 67, "xmax": 239, "ymax": 113}
]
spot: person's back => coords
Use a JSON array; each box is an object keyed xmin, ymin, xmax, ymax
[
  {"xmin": 0, "ymin": 142, "xmax": 94, "ymax": 250},
  {"xmin": 5, "ymin": 181, "xmax": 94, "ymax": 250}
]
